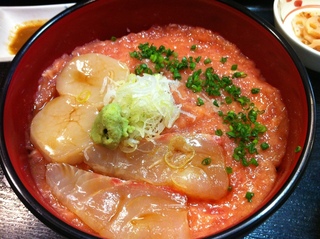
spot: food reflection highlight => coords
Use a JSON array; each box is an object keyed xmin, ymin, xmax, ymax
[{"xmin": 29, "ymin": 24, "xmax": 289, "ymax": 238}]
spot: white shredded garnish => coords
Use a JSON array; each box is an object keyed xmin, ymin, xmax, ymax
[
  {"xmin": 109, "ymin": 73, "xmax": 182, "ymax": 141},
  {"xmin": 103, "ymin": 77, "xmax": 126, "ymax": 105}
]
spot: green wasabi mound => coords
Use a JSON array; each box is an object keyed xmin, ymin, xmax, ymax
[{"xmin": 90, "ymin": 102, "xmax": 134, "ymax": 149}]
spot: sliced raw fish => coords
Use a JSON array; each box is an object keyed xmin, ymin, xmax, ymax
[
  {"xmin": 84, "ymin": 133, "xmax": 229, "ymax": 200},
  {"xmin": 46, "ymin": 163, "xmax": 191, "ymax": 239}
]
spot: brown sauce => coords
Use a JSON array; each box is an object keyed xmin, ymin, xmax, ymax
[{"xmin": 8, "ymin": 20, "xmax": 47, "ymax": 54}]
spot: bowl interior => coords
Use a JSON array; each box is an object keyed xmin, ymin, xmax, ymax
[{"xmin": 1, "ymin": 0, "xmax": 314, "ymax": 238}]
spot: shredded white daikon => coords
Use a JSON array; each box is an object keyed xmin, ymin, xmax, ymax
[{"xmin": 111, "ymin": 73, "xmax": 181, "ymax": 141}]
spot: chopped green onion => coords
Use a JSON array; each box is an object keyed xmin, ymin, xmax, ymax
[
  {"xmin": 260, "ymin": 142, "xmax": 270, "ymax": 150},
  {"xmin": 135, "ymin": 63, "xmax": 153, "ymax": 75},
  {"xmin": 220, "ymin": 57, "xmax": 228, "ymax": 64},
  {"xmin": 213, "ymin": 100, "xmax": 219, "ymax": 107},
  {"xmin": 190, "ymin": 44, "xmax": 197, "ymax": 51},
  {"xmin": 226, "ymin": 166, "xmax": 233, "ymax": 174},
  {"xmin": 231, "ymin": 64, "xmax": 238, "ymax": 71},
  {"xmin": 172, "ymin": 69, "xmax": 181, "ymax": 80},
  {"xmin": 225, "ymin": 96, "xmax": 233, "ymax": 104},
  {"xmin": 129, "ymin": 51, "xmax": 139, "ymax": 59},
  {"xmin": 233, "ymin": 71, "xmax": 247, "ymax": 78},
  {"xmin": 189, "ymin": 61, "xmax": 196, "ymax": 70},
  {"xmin": 245, "ymin": 192, "xmax": 254, "ymax": 202},
  {"xmin": 215, "ymin": 129, "xmax": 223, "ymax": 136},
  {"xmin": 295, "ymin": 146, "xmax": 302, "ymax": 153},
  {"xmin": 201, "ymin": 157, "xmax": 212, "ymax": 165},
  {"xmin": 251, "ymin": 88, "xmax": 261, "ymax": 94},
  {"xmin": 250, "ymin": 158, "xmax": 259, "ymax": 166},
  {"xmin": 204, "ymin": 58, "xmax": 212, "ymax": 64},
  {"xmin": 196, "ymin": 97, "xmax": 204, "ymax": 106}
]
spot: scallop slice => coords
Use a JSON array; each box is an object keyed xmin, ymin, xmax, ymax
[
  {"xmin": 30, "ymin": 95, "xmax": 98, "ymax": 164},
  {"xmin": 84, "ymin": 133, "xmax": 230, "ymax": 200},
  {"xmin": 56, "ymin": 53, "xmax": 129, "ymax": 109},
  {"xmin": 46, "ymin": 163, "xmax": 191, "ymax": 239}
]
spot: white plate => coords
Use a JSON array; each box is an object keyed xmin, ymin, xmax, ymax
[{"xmin": 0, "ymin": 3, "xmax": 75, "ymax": 62}]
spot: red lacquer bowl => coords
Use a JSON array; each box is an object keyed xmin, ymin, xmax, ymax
[{"xmin": 0, "ymin": 0, "xmax": 316, "ymax": 238}]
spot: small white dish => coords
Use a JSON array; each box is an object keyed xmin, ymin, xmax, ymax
[
  {"xmin": 273, "ymin": 0, "xmax": 320, "ymax": 72},
  {"xmin": 0, "ymin": 3, "xmax": 74, "ymax": 62}
]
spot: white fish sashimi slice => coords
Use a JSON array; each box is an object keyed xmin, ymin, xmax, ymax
[
  {"xmin": 84, "ymin": 133, "xmax": 229, "ymax": 201},
  {"xmin": 46, "ymin": 163, "xmax": 191, "ymax": 239}
]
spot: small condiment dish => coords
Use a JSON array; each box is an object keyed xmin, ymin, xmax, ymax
[
  {"xmin": 0, "ymin": 3, "xmax": 74, "ymax": 62},
  {"xmin": 273, "ymin": 0, "xmax": 320, "ymax": 72}
]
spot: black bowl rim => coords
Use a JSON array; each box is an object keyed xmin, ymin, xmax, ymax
[{"xmin": 0, "ymin": 0, "xmax": 316, "ymax": 238}]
